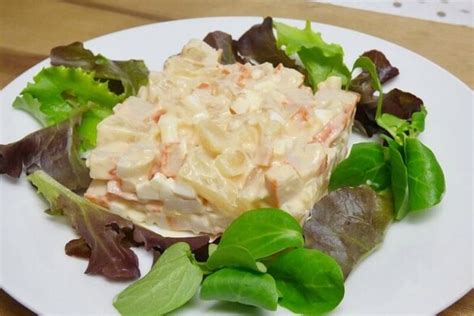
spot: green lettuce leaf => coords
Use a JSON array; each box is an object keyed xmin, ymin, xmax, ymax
[
  {"xmin": 274, "ymin": 21, "xmax": 350, "ymax": 87},
  {"xmin": 299, "ymin": 47, "xmax": 351, "ymax": 89},
  {"xmin": 13, "ymin": 66, "xmax": 120, "ymax": 150},
  {"xmin": 274, "ymin": 21, "xmax": 343, "ymax": 58}
]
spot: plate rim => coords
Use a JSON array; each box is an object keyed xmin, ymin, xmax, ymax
[{"xmin": 0, "ymin": 15, "xmax": 472, "ymax": 315}]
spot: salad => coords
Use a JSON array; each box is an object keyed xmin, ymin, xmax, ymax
[{"xmin": 0, "ymin": 17, "xmax": 445, "ymax": 315}]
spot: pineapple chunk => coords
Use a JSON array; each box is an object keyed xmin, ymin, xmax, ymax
[
  {"xmin": 195, "ymin": 120, "xmax": 229, "ymax": 154},
  {"xmin": 215, "ymin": 149, "xmax": 250, "ymax": 177},
  {"xmin": 116, "ymin": 146, "xmax": 155, "ymax": 179},
  {"xmin": 96, "ymin": 97, "xmax": 155, "ymax": 146},
  {"xmin": 178, "ymin": 148, "xmax": 238, "ymax": 215}
]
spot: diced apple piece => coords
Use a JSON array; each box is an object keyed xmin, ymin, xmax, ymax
[
  {"xmin": 107, "ymin": 180, "xmax": 139, "ymax": 201},
  {"xmin": 236, "ymin": 169, "xmax": 270, "ymax": 211},
  {"xmin": 150, "ymin": 173, "xmax": 175, "ymax": 199},
  {"xmin": 172, "ymin": 181, "xmax": 197, "ymax": 200},
  {"xmin": 158, "ymin": 113, "xmax": 179, "ymax": 143},
  {"xmin": 287, "ymin": 143, "xmax": 326, "ymax": 179},
  {"xmin": 136, "ymin": 180, "xmax": 160, "ymax": 200},
  {"xmin": 265, "ymin": 163, "xmax": 303, "ymax": 206},
  {"xmin": 161, "ymin": 142, "xmax": 187, "ymax": 177},
  {"xmin": 231, "ymin": 90, "xmax": 262, "ymax": 114},
  {"xmin": 88, "ymin": 142, "xmax": 129, "ymax": 179}
]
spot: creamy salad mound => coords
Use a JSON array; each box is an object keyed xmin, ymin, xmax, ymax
[{"xmin": 85, "ymin": 40, "xmax": 359, "ymax": 234}]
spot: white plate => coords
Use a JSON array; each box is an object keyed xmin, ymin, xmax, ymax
[{"xmin": 0, "ymin": 17, "xmax": 472, "ymax": 315}]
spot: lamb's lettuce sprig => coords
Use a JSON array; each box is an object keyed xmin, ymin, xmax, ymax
[
  {"xmin": 114, "ymin": 209, "xmax": 345, "ymax": 315},
  {"xmin": 329, "ymin": 57, "xmax": 445, "ymax": 220}
]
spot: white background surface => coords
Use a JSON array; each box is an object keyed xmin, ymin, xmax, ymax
[
  {"xmin": 315, "ymin": 0, "xmax": 473, "ymax": 27},
  {"xmin": 0, "ymin": 17, "xmax": 472, "ymax": 315}
]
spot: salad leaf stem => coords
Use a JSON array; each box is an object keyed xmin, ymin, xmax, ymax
[{"xmin": 351, "ymin": 56, "xmax": 384, "ymax": 119}]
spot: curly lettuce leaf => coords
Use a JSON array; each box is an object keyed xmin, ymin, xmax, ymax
[
  {"xmin": 274, "ymin": 21, "xmax": 343, "ymax": 58},
  {"xmin": 13, "ymin": 66, "xmax": 120, "ymax": 150},
  {"xmin": 304, "ymin": 186, "xmax": 392, "ymax": 277},
  {"xmin": 274, "ymin": 20, "xmax": 350, "ymax": 87},
  {"xmin": 0, "ymin": 118, "xmax": 90, "ymax": 191},
  {"xmin": 28, "ymin": 170, "xmax": 210, "ymax": 280},
  {"xmin": 299, "ymin": 47, "xmax": 351, "ymax": 89},
  {"xmin": 50, "ymin": 42, "xmax": 149, "ymax": 97}
]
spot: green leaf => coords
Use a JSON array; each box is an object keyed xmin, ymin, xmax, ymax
[
  {"xmin": 268, "ymin": 248, "xmax": 345, "ymax": 314},
  {"xmin": 274, "ymin": 20, "xmax": 350, "ymax": 87},
  {"xmin": 12, "ymin": 94, "xmax": 49, "ymax": 126},
  {"xmin": 274, "ymin": 21, "xmax": 343, "ymax": 57},
  {"xmin": 207, "ymin": 245, "xmax": 266, "ymax": 273},
  {"xmin": 299, "ymin": 47, "xmax": 351, "ymax": 88},
  {"xmin": 377, "ymin": 113, "xmax": 410, "ymax": 144},
  {"xmin": 114, "ymin": 242, "xmax": 203, "ymax": 316},
  {"xmin": 351, "ymin": 56, "xmax": 383, "ymax": 118},
  {"xmin": 200, "ymin": 268, "xmax": 279, "ymax": 311},
  {"xmin": 405, "ymin": 138, "xmax": 445, "ymax": 211},
  {"xmin": 329, "ymin": 142, "xmax": 390, "ymax": 191},
  {"xmin": 217, "ymin": 208, "xmax": 304, "ymax": 260},
  {"xmin": 409, "ymin": 106, "xmax": 427, "ymax": 137},
  {"xmin": 387, "ymin": 141, "xmax": 410, "ymax": 220},
  {"xmin": 76, "ymin": 106, "xmax": 112, "ymax": 150},
  {"xmin": 208, "ymin": 243, "xmax": 218, "ymax": 257},
  {"xmin": 376, "ymin": 106, "xmax": 427, "ymax": 145},
  {"xmin": 13, "ymin": 66, "xmax": 121, "ymax": 150}
]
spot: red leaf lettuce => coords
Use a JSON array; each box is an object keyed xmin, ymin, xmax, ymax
[{"xmin": 28, "ymin": 170, "xmax": 210, "ymax": 281}]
